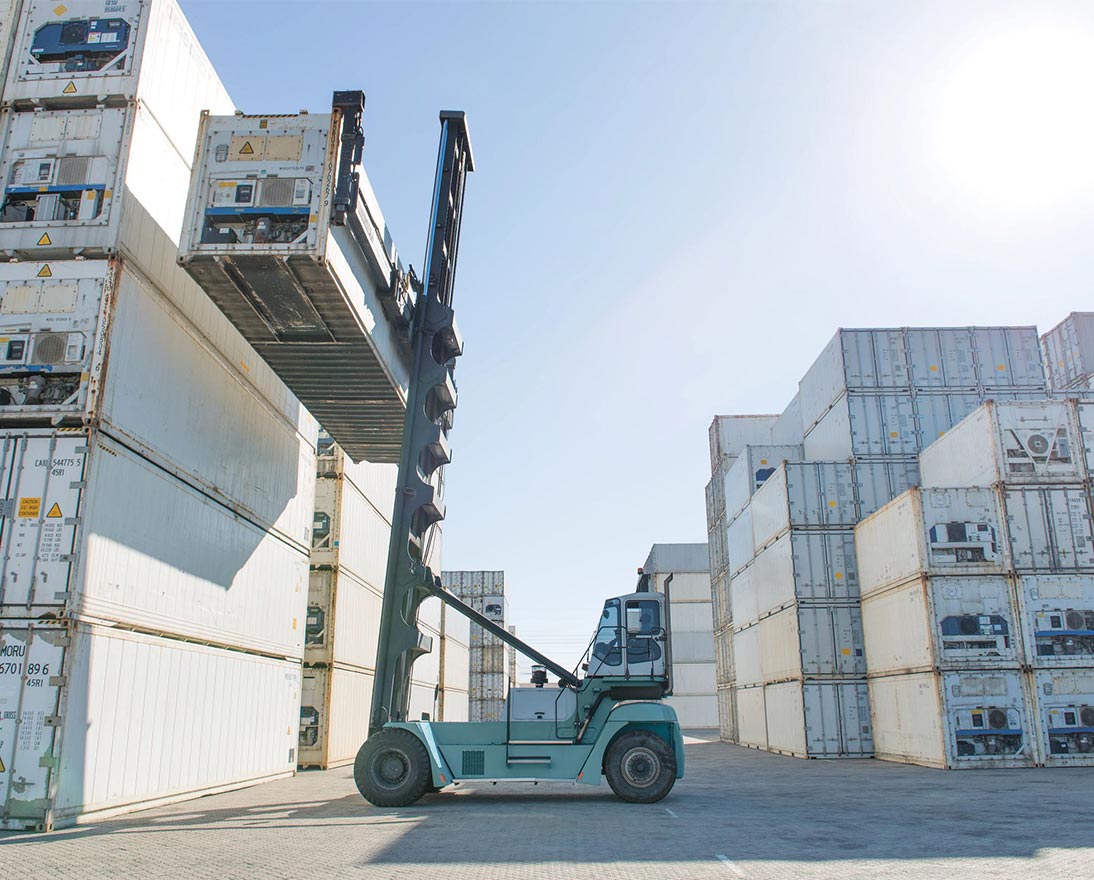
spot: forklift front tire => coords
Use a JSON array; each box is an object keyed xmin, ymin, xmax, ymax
[
  {"xmin": 354, "ymin": 728, "xmax": 432, "ymax": 807},
  {"xmin": 604, "ymin": 730, "xmax": 677, "ymax": 804}
]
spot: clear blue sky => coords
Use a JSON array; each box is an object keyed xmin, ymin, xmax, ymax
[{"xmin": 181, "ymin": 0, "xmax": 1094, "ymax": 670}]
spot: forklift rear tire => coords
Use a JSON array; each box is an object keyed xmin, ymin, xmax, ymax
[
  {"xmin": 604, "ymin": 730, "xmax": 677, "ymax": 804},
  {"xmin": 354, "ymin": 728, "xmax": 432, "ymax": 807}
]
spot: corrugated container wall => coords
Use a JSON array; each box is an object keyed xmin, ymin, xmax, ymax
[{"xmin": 1042, "ymin": 312, "xmax": 1094, "ymax": 392}]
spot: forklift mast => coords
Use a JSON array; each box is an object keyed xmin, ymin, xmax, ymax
[{"xmin": 369, "ymin": 112, "xmax": 475, "ymax": 733}]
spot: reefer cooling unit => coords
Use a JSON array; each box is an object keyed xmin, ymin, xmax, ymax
[{"xmin": 178, "ymin": 93, "xmax": 418, "ymax": 463}]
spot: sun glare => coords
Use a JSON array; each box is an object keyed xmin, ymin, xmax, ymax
[{"xmin": 934, "ymin": 21, "xmax": 1094, "ymax": 218}]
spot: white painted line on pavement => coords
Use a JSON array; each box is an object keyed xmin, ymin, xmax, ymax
[
  {"xmin": 665, "ymin": 808, "xmax": 678, "ymax": 818},
  {"xmin": 715, "ymin": 854, "xmax": 746, "ymax": 878}
]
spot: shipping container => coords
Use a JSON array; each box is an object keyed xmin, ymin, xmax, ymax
[
  {"xmin": 750, "ymin": 462, "xmax": 859, "ymax": 551},
  {"xmin": 1016, "ymin": 574, "xmax": 1094, "ymax": 668},
  {"xmin": 304, "ymin": 568, "xmax": 381, "ymax": 671},
  {"xmin": 0, "ymin": 619, "xmax": 301, "ymax": 831},
  {"xmin": 725, "ymin": 504, "xmax": 754, "ymax": 576},
  {"xmin": 0, "ymin": 2, "xmax": 22, "ymax": 87},
  {"xmin": 734, "ymin": 684, "xmax": 766, "ymax": 749},
  {"xmin": 868, "ymin": 670, "xmax": 1036, "ymax": 769},
  {"xmin": 723, "ymin": 444, "xmax": 802, "ymax": 522},
  {"xmin": 408, "ymin": 681, "xmax": 438, "ymax": 722},
  {"xmin": 441, "ymin": 569, "xmax": 505, "ymax": 599},
  {"xmin": 708, "ymin": 414, "xmax": 777, "ymax": 472},
  {"xmin": 770, "ymin": 393, "xmax": 803, "ymax": 445},
  {"xmin": 3, "ymin": 0, "xmax": 233, "ymax": 158},
  {"xmin": 861, "ymin": 576, "xmax": 1022, "ymax": 675},
  {"xmin": 1003, "ymin": 485, "xmax": 1094, "ymax": 573},
  {"xmin": 310, "ymin": 466, "xmax": 393, "ymax": 592},
  {"xmin": 855, "ymin": 488, "xmax": 1009, "ymax": 599},
  {"xmin": 763, "ymin": 679, "xmax": 873, "ymax": 758},
  {"xmin": 731, "ymin": 529, "xmax": 858, "ymax": 627},
  {"xmin": 298, "ymin": 664, "xmax": 372, "ymax": 770},
  {"xmin": 1042, "ymin": 312, "xmax": 1094, "ymax": 392},
  {"xmin": 714, "ymin": 626, "xmax": 734, "ymax": 686},
  {"xmin": 178, "ymin": 109, "xmax": 414, "ymax": 464},
  {"xmin": 732, "ymin": 603, "xmax": 866, "ymax": 687},
  {"xmin": 1077, "ymin": 402, "xmax": 1094, "ymax": 477},
  {"xmin": 707, "ymin": 513, "xmax": 728, "ymax": 578},
  {"xmin": 711, "ymin": 571, "xmax": 730, "ymax": 631},
  {"xmin": 919, "ymin": 400, "xmax": 1086, "ymax": 487},
  {"xmin": 667, "ymin": 693, "xmax": 718, "ymax": 729},
  {"xmin": 717, "ymin": 684, "xmax": 737, "ymax": 742},
  {"xmin": 0, "ymin": 428, "xmax": 311, "ymax": 657},
  {"xmin": 799, "ymin": 327, "xmax": 1045, "ymax": 435},
  {"xmin": 669, "ymin": 618, "xmax": 715, "ymax": 664},
  {"xmin": 469, "ymin": 698, "xmax": 505, "ymax": 723},
  {"xmin": 1029, "ymin": 668, "xmax": 1094, "ymax": 766}
]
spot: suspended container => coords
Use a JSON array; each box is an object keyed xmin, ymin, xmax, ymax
[
  {"xmin": 1030, "ymin": 668, "xmax": 1094, "ymax": 766},
  {"xmin": 919, "ymin": 399, "xmax": 1087, "ymax": 487},
  {"xmin": 0, "ymin": 619, "xmax": 302, "ymax": 831},
  {"xmin": 3, "ymin": 0, "xmax": 232, "ymax": 159},
  {"xmin": 1016, "ymin": 574, "xmax": 1094, "ymax": 668},
  {"xmin": 855, "ymin": 487, "xmax": 1010, "ymax": 599},
  {"xmin": 178, "ymin": 104, "xmax": 417, "ymax": 463},
  {"xmin": 298, "ymin": 664, "xmax": 373, "ymax": 769},
  {"xmin": 868, "ymin": 670, "xmax": 1036, "ymax": 769},
  {"xmin": 861, "ymin": 576, "xmax": 1022, "ymax": 675}
]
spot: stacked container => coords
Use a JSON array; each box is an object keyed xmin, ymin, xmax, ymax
[
  {"xmin": 0, "ymin": 0, "xmax": 323, "ymax": 831},
  {"xmin": 641, "ymin": 543, "xmax": 717, "ymax": 728},
  {"xmin": 441, "ymin": 570, "xmax": 511, "ymax": 721},
  {"xmin": 1042, "ymin": 312, "xmax": 1094, "ymax": 395},
  {"xmin": 857, "ymin": 399, "xmax": 1094, "ymax": 767}
]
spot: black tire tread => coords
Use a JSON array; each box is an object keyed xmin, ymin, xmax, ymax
[
  {"xmin": 354, "ymin": 728, "xmax": 432, "ymax": 807},
  {"xmin": 604, "ymin": 730, "xmax": 677, "ymax": 804}
]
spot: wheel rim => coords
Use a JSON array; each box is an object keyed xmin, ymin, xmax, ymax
[
  {"xmin": 621, "ymin": 746, "xmax": 661, "ymax": 788},
  {"xmin": 372, "ymin": 747, "xmax": 411, "ymax": 790}
]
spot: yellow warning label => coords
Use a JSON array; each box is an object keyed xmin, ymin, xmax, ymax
[
  {"xmin": 0, "ymin": 754, "xmax": 5, "ymax": 772},
  {"xmin": 834, "ymin": 572, "xmax": 843, "ymax": 580},
  {"xmin": 53, "ymin": 3, "xmax": 68, "ymax": 16},
  {"xmin": 292, "ymin": 617, "xmax": 298, "ymax": 630},
  {"xmin": 841, "ymin": 648, "xmax": 852, "ymax": 656},
  {"xmin": 929, "ymin": 364, "xmax": 938, "ymax": 372},
  {"xmin": 828, "ymin": 500, "xmax": 837, "ymax": 508},
  {"xmin": 62, "ymin": 81, "xmax": 77, "ymax": 95},
  {"xmin": 46, "ymin": 502, "xmax": 62, "ymax": 519},
  {"xmin": 37, "ymin": 264, "xmax": 53, "ymax": 278},
  {"xmin": 18, "ymin": 497, "xmax": 41, "ymax": 518},
  {"xmin": 239, "ymin": 140, "xmax": 255, "ymax": 155},
  {"xmin": 37, "ymin": 232, "xmax": 52, "ymax": 246},
  {"xmin": 997, "ymin": 364, "xmax": 1006, "ymax": 371}
]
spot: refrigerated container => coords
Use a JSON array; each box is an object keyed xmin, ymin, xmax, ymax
[
  {"xmin": 708, "ymin": 414, "xmax": 777, "ymax": 471},
  {"xmin": 304, "ymin": 568, "xmax": 381, "ymax": 671},
  {"xmin": 1003, "ymin": 485, "xmax": 1094, "ymax": 573},
  {"xmin": 298, "ymin": 664, "xmax": 373, "ymax": 770},
  {"xmin": 1029, "ymin": 668, "xmax": 1094, "ymax": 766},
  {"xmin": 725, "ymin": 504, "xmax": 754, "ymax": 576},
  {"xmin": 855, "ymin": 487, "xmax": 1009, "ymax": 598},
  {"xmin": 0, "ymin": 1, "xmax": 22, "ymax": 87},
  {"xmin": 868, "ymin": 669, "xmax": 1036, "ymax": 769},
  {"xmin": 919, "ymin": 400, "xmax": 1086, "ymax": 487},
  {"xmin": 0, "ymin": 619, "xmax": 301, "ymax": 831},
  {"xmin": 735, "ymin": 684, "xmax": 767, "ymax": 749},
  {"xmin": 731, "ymin": 603, "xmax": 866, "ymax": 687},
  {"xmin": 749, "ymin": 462, "xmax": 859, "ymax": 551},
  {"xmin": 714, "ymin": 627, "xmax": 734, "ymax": 686},
  {"xmin": 1016, "ymin": 574, "xmax": 1094, "ymax": 668},
  {"xmin": 666, "ymin": 693, "xmax": 718, "ymax": 729},
  {"xmin": 722, "ymin": 444, "xmax": 802, "ymax": 522},
  {"xmin": 717, "ymin": 684, "xmax": 737, "ymax": 742},
  {"xmin": 442, "ymin": 569, "xmax": 506, "ymax": 599},
  {"xmin": 770, "ymin": 393, "xmax": 803, "ymax": 445},
  {"xmin": 731, "ymin": 529, "xmax": 858, "ymax": 627},
  {"xmin": 711, "ymin": 571, "xmax": 730, "ymax": 631},
  {"xmin": 763, "ymin": 679, "xmax": 873, "ymax": 758},
  {"xmin": 311, "ymin": 466, "xmax": 393, "ymax": 592},
  {"xmin": 861, "ymin": 576, "xmax": 1022, "ymax": 675},
  {"xmin": 1042, "ymin": 312, "xmax": 1094, "ymax": 392},
  {"xmin": 178, "ymin": 108, "xmax": 415, "ymax": 463},
  {"xmin": 3, "ymin": 0, "xmax": 233, "ymax": 158}
]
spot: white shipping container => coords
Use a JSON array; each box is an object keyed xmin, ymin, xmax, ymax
[
  {"xmin": 707, "ymin": 513, "xmax": 728, "ymax": 578},
  {"xmin": 310, "ymin": 470, "xmax": 392, "ymax": 592},
  {"xmin": 717, "ymin": 684, "xmax": 737, "ymax": 742},
  {"xmin": 298, "ymin": 664, "xmax": 373, "ymax": 770},
  {"xmin": 732, "ymin": 529, "xmax": 858, "ymax": 627},
  {"xmin": 919, "ymin": 400, "xmax": 1086, "ymax": 487},
  {"xmin": 0, "ymin": 619, "xmax": 300, "ymax": 831},
  {"xmin": 714, "ymin": 627, "xmax": 733, "ymax": 686},
  {"xmin": 666, "ymin": 693, "xmax": 718, "ymax": 729},
  {"xmin": 1077, "ymin": 402, "xmax": 1094, "ymax": 477},
  {"xmin": 711, "ymin": 572, "xmax": 730, "ymax": 631},
  {"xmin": 1042, "ymin": 312, "xmax": 1094, "ymax": 392},
  {"xmin": 441, "ymin": 599, "xmax": 471, "ymax": 647},
  {"xmin": 861, "ymin": 576, "xmax": 1021, "ymax": 675},
  {"xmin": 725, "ymin": 505, "xmax": 754, "ymax": 576},
  {"xmin": 732, "ymin": 603, "xmax": 865, "ymax": 687},
  {"xmin": 1030, "ymin": 668, "xmax": 1094, "ymax": 766},
  {"xmin": 408, "ymin": 681, "xmax": 438, "ymax": 722},
  {"xmin": 672, "ymin": 661, "xmax": 715, "ymax": 695},
  {"xmin": 723, "ymin": 444, "xmax": 802, "ymax": 522},
  {"xmin": 439, "ymin": 687, "xmax": 469, "ymax": 723},
  {"xmin": 470, "ymin": 670, "xmax": 508, "ymax": 701},
  {"xmin": 803, "ymin": 392, "xmax": 917, "ymax": 460},
  {"xmin": 770, "ymin": 393, "xmax": 803, "ymax": 445},
  {"xmin": 750, "ymin": 462, "xmax": 859, "ymax": 552},
  {"xmin": 868, "ymin": 670, "xmax": 1035, "ymax": 769},
  {"xmin": 469, "ymin": 698, "xmax": 505, "ymax": 723},
  {"xmin": 4, "ymin": 0, "xmax": 233, "ymax": 159},
  {"xmin": 670, "ymin": 624, "xmax": 715, "ymax": 664},
  {"xmin": 316, "ymin": 436, "xmax": 397, "ymax": 522},
  {"xmin": 1016, "ymin": 574, "xmax": 1094, "ymax": 668},
  {"xmin": 0, "ymin": 428, "xmax": 310, "ymax": 658},
  {"xmin": 442, "ymin": 634, "xmax": 470, "ymax": 694},
  {"xmin": 735, "ymin": 684, "xmax": 767, "ymax": 749},
  {"xmin": 855, "ymin": 488, "xmax": 1009, "ymax": 598},
  {"xmin": 764, "ymin": 679, "xmax": 873, "ymax": 758},
  {"xmin": 0, "ymin": 1, "xmax": 21, "ymax": 84},
  {"xmin": 442, "ymin": 570, "xmax": 505, "ymax": 599},
  {"xmin": 1004, "ymin": 486, "xmax": 1094, "ymax": 573},
  {"xmin": 708, "ymin": 414, "xmax": 777, "ymax": 471},
  {"xmin": 304, "ymin": 568, "xmax": 381, "ymax": 671}
]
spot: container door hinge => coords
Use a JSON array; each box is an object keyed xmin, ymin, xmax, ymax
[
  {"xmin": 39, "ymin": 754, "xmax": 59, "ymax": 769},
  {"xmin": 43, "ymin": 716, "xmax": 61, "ymax": 727},
  {"xmin": 0, "ymin": 500, "xmax": 14, "ymax": 517},
  {"xmin": 49, "ymin": 675, "xmax": 65, "ymax": 688},
  {"xmin": 69, "ymin": 481, "xmax": 87, "ymax": 490}
]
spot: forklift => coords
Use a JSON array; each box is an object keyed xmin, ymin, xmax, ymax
[{"xmin": 354, "ymin": 112, "xmax": 684, "ymax": 807}]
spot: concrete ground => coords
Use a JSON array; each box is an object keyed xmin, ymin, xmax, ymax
[{"xmin": 2, "ymin": 731, "xmax": 1089, "ymax": 879}]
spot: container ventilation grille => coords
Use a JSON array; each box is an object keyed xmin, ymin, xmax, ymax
[
  {"xmin": 461, "ymin": 750, "xmax": 485, "ymax": 776},
  {"xmin": 57, "ymin": 157, "xmax": 91, "ymax": 187},
  {"xmin": 259, "ymin": 178, "xmax": 296, "ymax": 207},
  {"xmin": 31, "ymin": 332, "xmax": 67, "ymax": 364}
]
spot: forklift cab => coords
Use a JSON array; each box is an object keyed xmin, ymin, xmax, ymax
[{"xmin": 586, "ymin": 592, "xmax": 668, "ymax": 679}]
